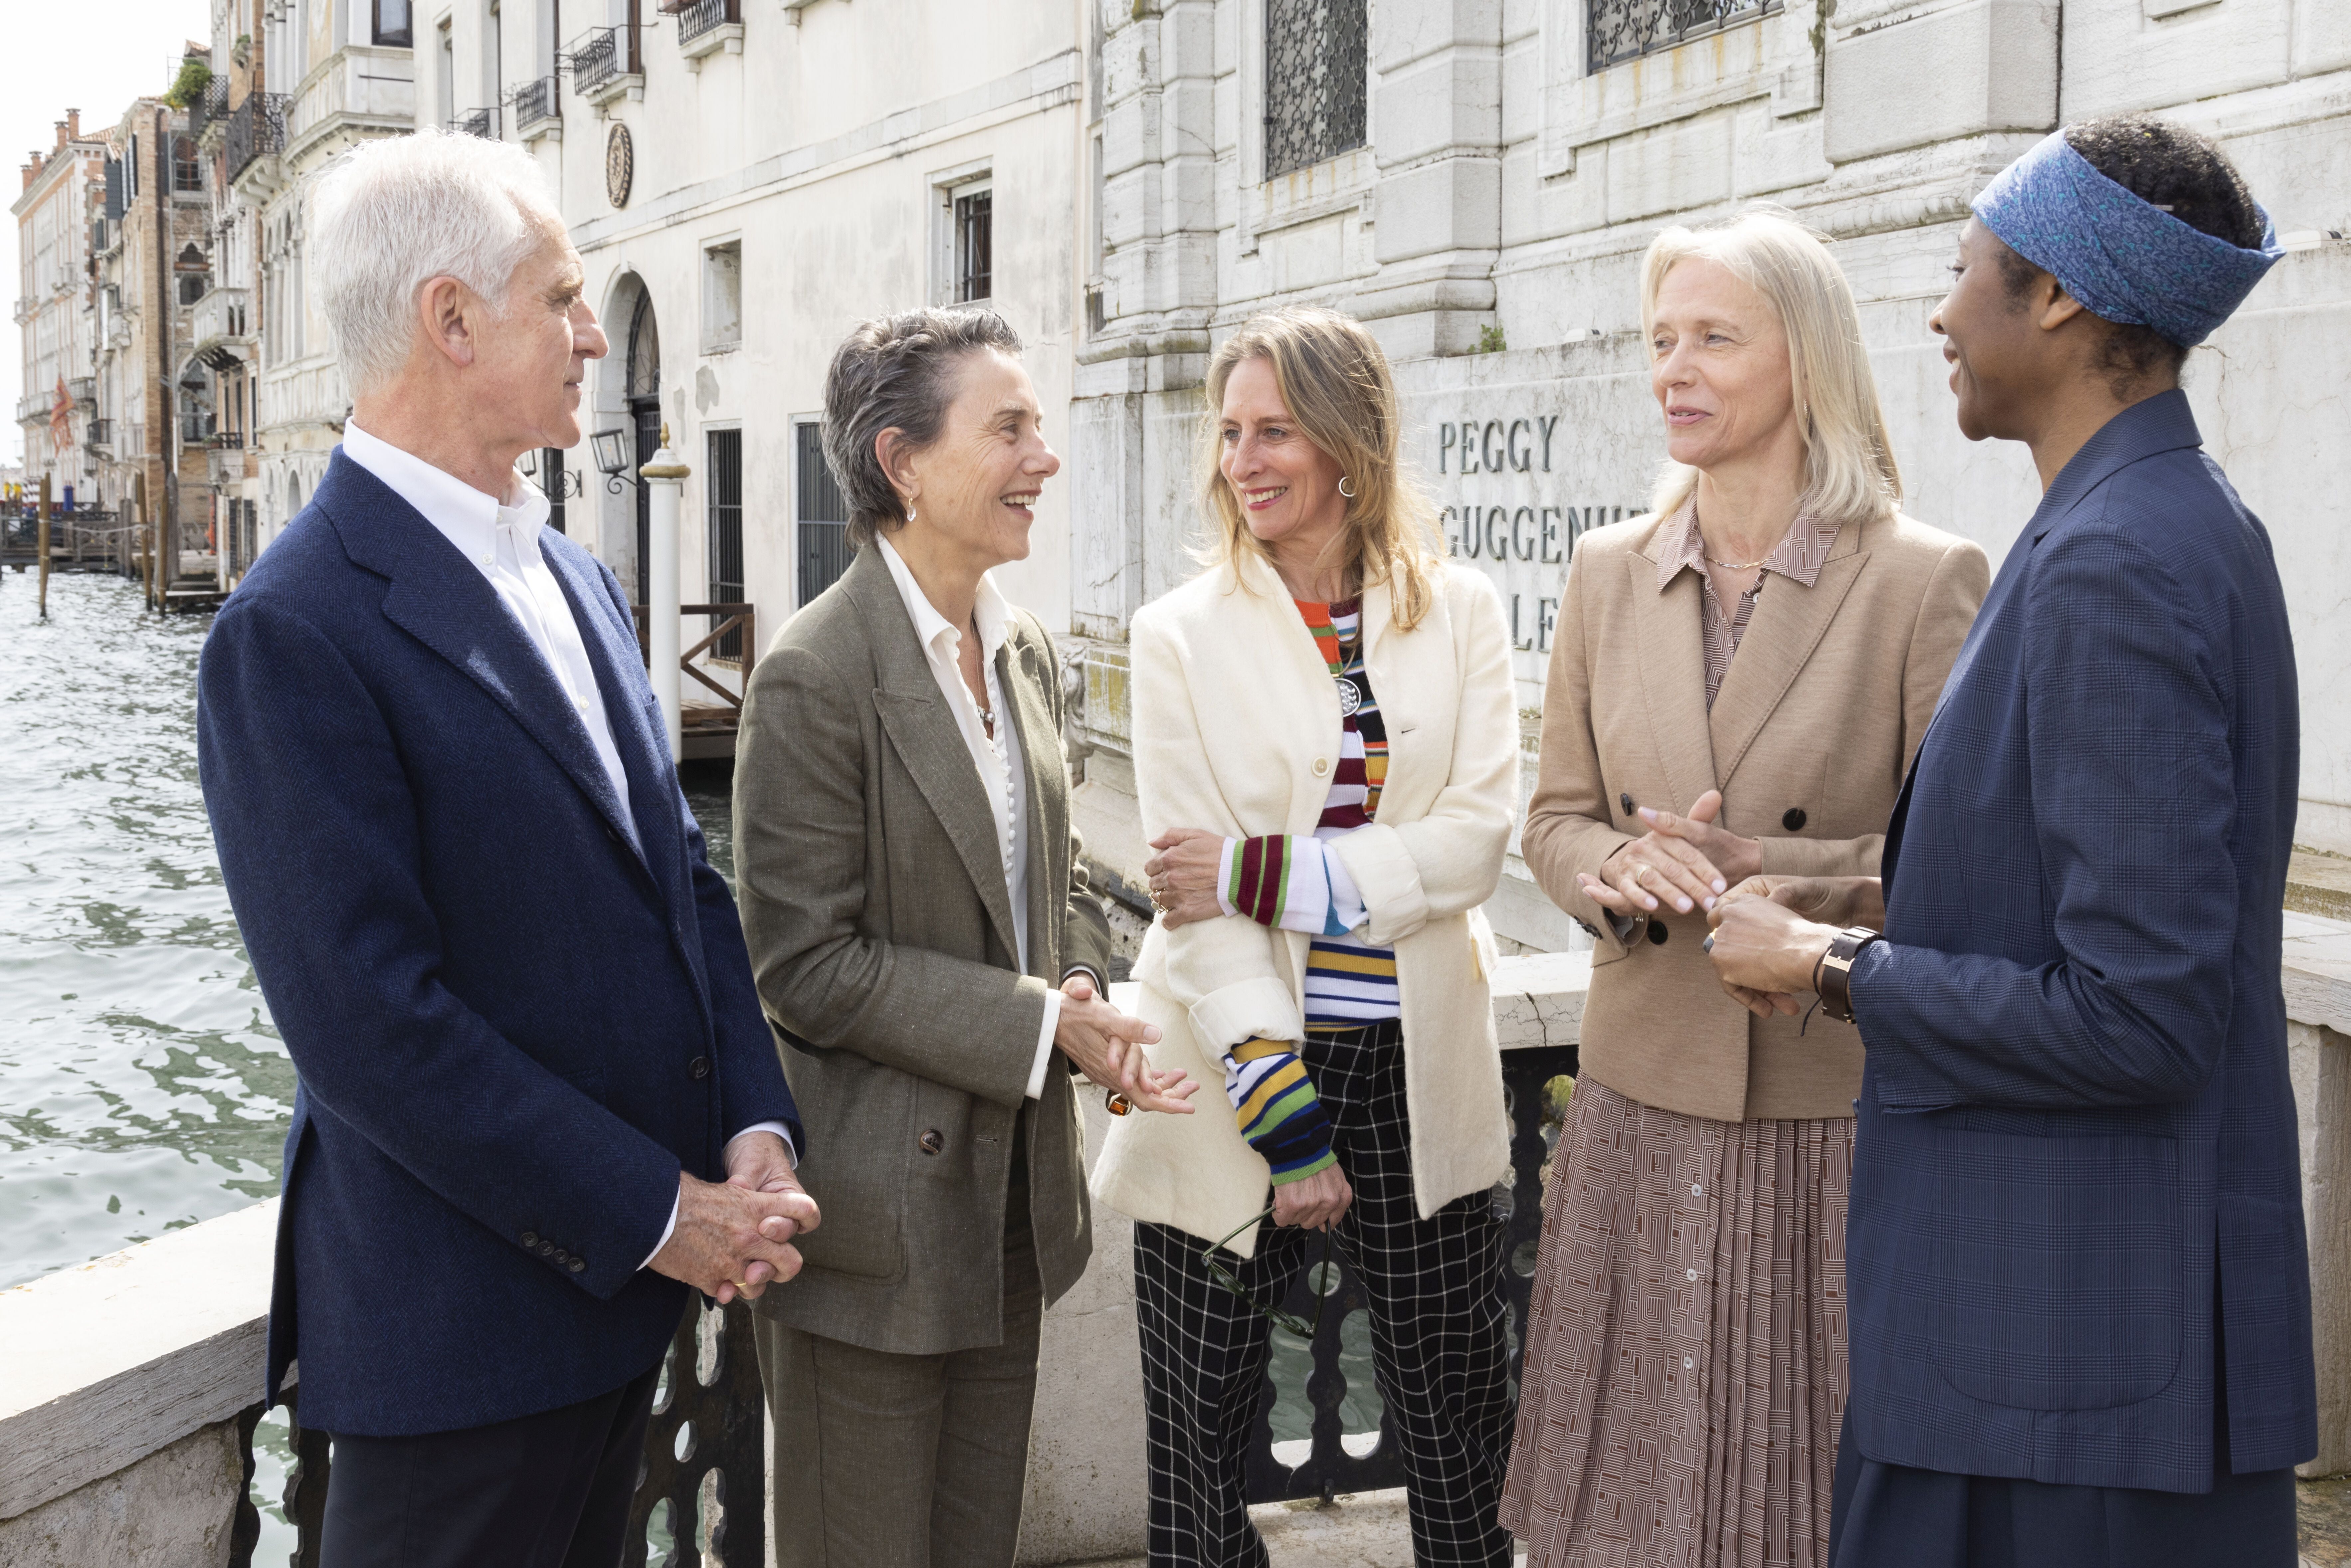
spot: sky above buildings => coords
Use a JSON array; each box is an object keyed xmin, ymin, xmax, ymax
[{"xmin": 2, "ymin": 1, "xmax": 210, "ymax": 463}]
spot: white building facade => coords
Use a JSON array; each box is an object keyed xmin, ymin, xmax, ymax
[
  {"xmin": 1070, "ymin": 0, "xmax": 2351, "ymax": 948},
  {"xmin": 12, "ymin": 116, "xmax": 106, "ymax": 509}
]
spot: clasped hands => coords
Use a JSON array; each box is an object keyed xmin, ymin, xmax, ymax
[
  {"xmin": 1701, "ymin": 875, "xmax": 1885, "ymax": 1018},
  {"xmin": 649, "ymin": 1130, "xmax": 820, "ymax": 1306}
]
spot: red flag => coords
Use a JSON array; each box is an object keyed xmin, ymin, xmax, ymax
[{"xmin": 49, "ymin": 375, "xmax": 71, "ymax": 452}]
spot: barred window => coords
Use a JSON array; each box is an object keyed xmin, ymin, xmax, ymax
[
  {"xmin": 1264, "ymin": 0, "xmax": 1367, "ymax": 180},
  {"xmin": 1588, "ymin": 0, "xmax": 1782, "ymax": 75}
]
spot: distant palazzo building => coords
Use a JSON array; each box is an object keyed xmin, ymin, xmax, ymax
[
  {"xmin": 85, "ymin": 90, "xmax": 215, "ymax": 574},
  {"xmin": 425, "ymin": 0, "xmax": 1093, "ymax": 723},
  {"xmin": 12, "ymin": 112, "xmax": 106, "ymax": 510},
  {"xmin": 1070, "ymin": 0, "xmax": 2351, "ymax": 947},
  {"xmin": 243, "ymin": 0, "xmax": 415, "ymax": 553},
  {"xmin": 190, "ymin": 0, "xmax": 275, "ymax": 585}
]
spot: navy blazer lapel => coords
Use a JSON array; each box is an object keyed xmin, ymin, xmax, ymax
[
  {"xmin": 541, "ymin": 541, "xmax": 692, "ymax": 887},
  {"xmin": 320, "ymin": 452, "xmax": 646, "ymax": 861}
]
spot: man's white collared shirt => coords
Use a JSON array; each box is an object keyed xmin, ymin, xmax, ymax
[
  {"xmin": 342, "ymin": 421, "xmax": 635, "ymax": 837},
  {"xmin": 875, "ymin": 536, "xmax": 1061, "ymax": 1099},
  {"xmin": 339, "ymin": 422, "xmax": 790, "ymax": 1268}
]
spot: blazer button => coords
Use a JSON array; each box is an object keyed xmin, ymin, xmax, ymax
[
  {"xmin": 1782, "ymin": 807, "xmax": 1808, "ymax": 832},
  {"xmin": 520, "ymin": 1231, "xmax": 539, "ymax": 1248},
  {"xmin": 919, "ymin": 1129, "xmax": 945, "ymax": 1155},
  {"xmin": 1647, "ymin": 920, "xmax": 1669, "ymax": 946},
  {"xmin": 1311, "ymin": 757, "xmax": 1331, "ymax": 778},
  {"xmin": 538, "ymin": 1240, "xmax": 556, "ymax": 1257},
  {"xmin": 688, "ymin": 1056, "xmax": 711, "ymax": 1080},
  {"xmin": 568, "ymin": 1257, "xmax": 587, "ymax": 1274},
  {"xmin": 1620, "ymin": 792, "xmax": 1635, "ymax": 817}
]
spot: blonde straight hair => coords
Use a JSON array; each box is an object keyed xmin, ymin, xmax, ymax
[
  {"xmin": 1197, "ymin": 307, "xmax": 1441, "ymax": 631},
  {"xmin": 1641, "ymin": 208, "xmax": 1903, "ymax": 528}
]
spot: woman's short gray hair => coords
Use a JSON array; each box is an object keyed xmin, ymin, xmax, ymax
[
  {"xmin": 309, "ymin": 128, "xmax": 559, "ymax": 399},
  {"xmin": 822, "ymin": 308, "xmax": 1024, "ymax": 549}
]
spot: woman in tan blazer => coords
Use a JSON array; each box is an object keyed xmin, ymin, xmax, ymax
[
  {"xmin": 1499, "ymin": 212, "xmax": 1988, "ymax": 1567},
  {"xmin": 1092, "ymin": 307, "xmax": 1521, "ymax": 1566}
]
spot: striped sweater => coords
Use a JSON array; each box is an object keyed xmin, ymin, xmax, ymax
[{"xmin": 1212, "ymin": 598, "xmax": 1399, "ymax": 1184}]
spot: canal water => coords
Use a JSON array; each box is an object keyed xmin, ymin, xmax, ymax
[{"xmin": 0, "ymin": 572, "xmax": 1362, "ymax": 1546}]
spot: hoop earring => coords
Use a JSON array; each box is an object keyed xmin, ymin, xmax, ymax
[{"xmin": 1338, "ymin": 476, "xmax": 1356, "ymax": 499}]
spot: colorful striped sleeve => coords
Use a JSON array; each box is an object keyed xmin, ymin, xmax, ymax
[
  {"xmin": 1218, "ymin": 834, "xmax": 1370, "ymax": 938},
  {"xmin": 1220, "ymin": 1038, "xmax": 1337, "ymax": 1185}
]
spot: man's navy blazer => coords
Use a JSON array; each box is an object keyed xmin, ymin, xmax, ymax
[
  {"xmin": 1845, "ymin": 391, "xmax": 2314, "ymax": 1491},
  {"xmin": 197, "ymin": 451, "xmax": 799, "ymax": 1437}
]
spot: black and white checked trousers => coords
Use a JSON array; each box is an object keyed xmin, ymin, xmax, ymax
[{"xmin": 1132, "ymin": 1020, "xmax": 1515, "ymax": 1567}]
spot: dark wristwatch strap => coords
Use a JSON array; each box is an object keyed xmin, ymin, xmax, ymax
[{"xmin": 1814, "ymin": 926, "xmax": 1886, "ymax": 1024}]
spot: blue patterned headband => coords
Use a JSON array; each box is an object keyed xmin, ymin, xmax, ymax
[{"xmin": 1972, "ymin": 129, "xmax": 2283, "ymax": 347}]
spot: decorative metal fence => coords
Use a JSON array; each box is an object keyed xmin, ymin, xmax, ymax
[
  {"xmin": 573, "ymin": 24, "xmax": 641, "ymax": 95},
  {"xmin": 1264, "ymin": 0, "xmax": 1369, "ymax": 180},
  {"xmin": 1587, "ymin": 0, "xmax": 1782, "ymax": 74},
  {"xmin": 676, "ymin": 0, "xmax": 741, "ymax": 46},
  {"xmin": 226, "ymin": 94, "xmax": 288, "ymax": 185},
  {"xmin": 512, "ymin": 75, "xmax": 561, "ymax": 131},
  {"xmin": 451, "ymin": 106, "xmax": 499, "ymax": 140}
]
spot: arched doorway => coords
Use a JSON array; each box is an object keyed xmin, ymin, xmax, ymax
[{"xmin": 625, "ymin": 292, "xmax": 660, "ymax": 608}]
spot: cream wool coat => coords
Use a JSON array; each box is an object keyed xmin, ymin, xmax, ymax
[{"xmin": 1091, "ymin": 551, "xmax": 1519, "ymax": 1259}]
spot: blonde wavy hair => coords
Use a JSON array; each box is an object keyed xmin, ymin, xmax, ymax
[
  {"xmin": 1641, "ymin": 208, "xmax": 1903, "ymax": 527},
  {"xmin": 1197, "ymin": 307, "xmax": 1441, "ymax": 631}
]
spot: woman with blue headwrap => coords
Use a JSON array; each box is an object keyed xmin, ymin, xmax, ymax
[{"xmin": 1703, "ymin": 115, "xmax": 2308, "ymax": 1568}]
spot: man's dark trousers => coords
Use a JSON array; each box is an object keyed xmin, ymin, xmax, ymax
[{"xmin": 321, "ymin": 1364, "xmax": 661, "ymax": 1568}]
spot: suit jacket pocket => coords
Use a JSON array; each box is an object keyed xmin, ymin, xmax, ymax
[
  {"xmin": 1925, "ymin": 1126, "xmax": 2182, "ymax": 1411},
  {"xmin": 781, "ymin": 1044, "xmax": 911, "ymax": 1283}
]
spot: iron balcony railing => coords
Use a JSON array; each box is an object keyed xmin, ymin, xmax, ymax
[
  {"xmin": 571, "ymin": 24, "xmax": 641, "ymax": 95},
  {"xmin": 450, "ymin": 106, "xmax": 499, "ymax": 140},
  {"xmin": 675, "ymin": 0, "xmax": 741, "ymax": 45},
  {"xmin": 85, "ymin": 418, "xmax": 111, "ymax": 450},
  {"xmin": 226, "ymin": 93, "xmax": 288, "ymax": 184},
  {"xmin": 512, "ymin": 74, "xmax": 560, "ymax": 130},
  {"xmin": 1587, "ymin": 0, "xmax": 1781, "ymax": 73}
]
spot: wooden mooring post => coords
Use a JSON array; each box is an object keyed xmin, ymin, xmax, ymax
[{"xmin": 36, "ymin": 474, "xmax": 51, "ymax": 620}]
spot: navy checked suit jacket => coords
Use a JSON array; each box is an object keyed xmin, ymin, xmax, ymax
[
  {"xmin": 1843, "ymin": 391, "xmax": 2313, "ymax": 1490},
  {"xmin": 197, "ymin": 451, "xmax": 799, "ymax": 1437}
]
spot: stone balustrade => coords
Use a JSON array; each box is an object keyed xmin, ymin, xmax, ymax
[{"xmin": 6, "ymin": 928, "xmax": 2347, "ymax": 1565}]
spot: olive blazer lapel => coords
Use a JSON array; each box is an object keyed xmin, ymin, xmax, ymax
[
  {"xmin": 1707, "ymin": 523, "xmax": 1870, "ymax": 789},
  {"xmin": 1626, "ymin": 516, "xmax": 1721, "ymax": 811},
  {"xmin": 849, "ymin": 548, "xmax": 1026, "ymax": 968},
  {"xmin": 1002, "ymin": 628, "xmax": 1064, "ymax": 979}
]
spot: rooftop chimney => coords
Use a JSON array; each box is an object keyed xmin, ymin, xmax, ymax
[
  {"xmin": 24, "ymin": 150, "xmax": 43, "ymax": 191},
  {"xmin": 53, "ymin": 121, "xmax": 67, "ymax": 153},
  {"xmin": 66, "ymin": 110, "xmax": 79, "ymax": 141}
]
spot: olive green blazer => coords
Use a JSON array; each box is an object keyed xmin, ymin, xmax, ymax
[{"xmin": 731, "ymin": 544, "xmax": 1114, "ymax": 1356}]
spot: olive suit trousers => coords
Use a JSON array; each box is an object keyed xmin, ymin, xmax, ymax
[{"xmin": 755, "ymin": 1167, "xmax": 1044, "ymax": 1568}]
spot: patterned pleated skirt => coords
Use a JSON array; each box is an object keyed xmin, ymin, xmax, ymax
[{"xmin": 1499, "ymin": 1078, "xmax": 1854, "ymax": 1568}]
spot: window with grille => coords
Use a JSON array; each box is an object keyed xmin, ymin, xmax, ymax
[
  {"xmin": 795, "ymin": 421, "xmax": 851, "ymax": 607},
  {"xmin": 1264, "ymin": 0, "xmax": 1367, "ymax": 180},
  {"xmin": 954, "ymin": 187, "xmax": 993, "ymax": 304},
  {"xmin": 707, "ymin": 428, "xmax": 745, "ymax": 659},
  {"xmin": 172, "ymin": 137, "xmax": 202, "ymax": 192},
  {"xmin": 1587, "ymin": 0, "xmax": 1781, "ymax": 74}
]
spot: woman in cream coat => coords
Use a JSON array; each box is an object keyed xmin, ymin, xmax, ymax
[
  {"xmin": 1093, "ymin": 306, "xmax": 1521, "ymax": 1568},
  {"xmin": 1500, "ymin": 211, "xmax": 1988, "ymax": 1567}
]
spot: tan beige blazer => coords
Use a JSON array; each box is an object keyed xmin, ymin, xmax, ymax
[
  {"xmin": 1522, "ymin": 507, "xmax": 1988, "ymax": 1122},
  {"xmin": 1091, "ymin": 554, "xmax": 1518, "ymax": 1257}
]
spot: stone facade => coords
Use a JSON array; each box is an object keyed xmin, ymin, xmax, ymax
[
  {"xmin": 245, "ymin": 0, "xmax": 416, "ymax": 560},
  {"xmin": 12, "ymin": 115, "xmax": 108, "ymax": 515},
  {"xmin": 1071, "ymin": 0, "xmax": 2351, "ymax": 946}
]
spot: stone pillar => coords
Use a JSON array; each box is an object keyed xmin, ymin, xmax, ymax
[
  {"xmin": 640, "ymin": 433, "xmax": 687, "ymax": 763},
  {"xmin": 1353, "ymin": 0, "xmax": 1505, "ymax": 361}
]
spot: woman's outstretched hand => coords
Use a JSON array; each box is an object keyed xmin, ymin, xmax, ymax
[
  {"xmin": 1577, "ymin": 789, "xmax": 1761, "ymax": 920},
  {"xmin": 1145, "ymin": 828, "xmax": 1227, "ymax": 929},
  {"xmin": 1056, "ymin": 972, "xmax": 1199, "ymax": 1113}
]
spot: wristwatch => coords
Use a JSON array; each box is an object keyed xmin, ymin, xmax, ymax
[{"xmin": 1814, "ymin": 926, "xmax": 1886, "ymax": 1024}]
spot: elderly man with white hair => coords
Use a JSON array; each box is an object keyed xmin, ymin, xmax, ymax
[{"xmin": 196, "ymin": 128, "xmax": 815, "ymax": 1566}]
